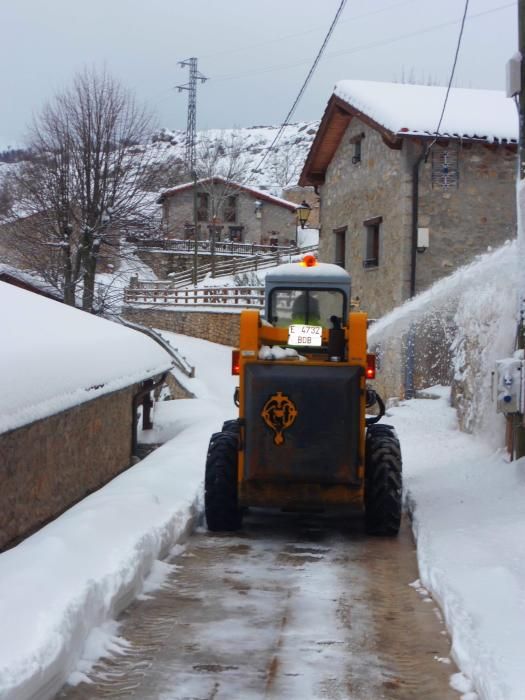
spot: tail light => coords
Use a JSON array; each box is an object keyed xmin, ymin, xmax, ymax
[
  {"xmin": 231, "ymin": 350, "xmax": 240, "ymax": 375},
  {"xmin": 366, "ymin": 353, "xmax": 376, "ymax": 379}
]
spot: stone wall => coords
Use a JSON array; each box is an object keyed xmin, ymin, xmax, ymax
[
  {"xmin": 416, "ymin": 142, "xmax": 516, "ymax": 290},
  {"xmin": 0, "ymin": 385, "xmax": 139, "ymax": 551},
  {"xmin": 122, "ymin": 306, "xmax": 241, "ymax": 346},
  {"xmin": 318, "ymin": 119, "xmax": 413, "ymax": 319},
  {"xmin": 136, "ymin": 249, "xmax": 214, "ymax": 279}
]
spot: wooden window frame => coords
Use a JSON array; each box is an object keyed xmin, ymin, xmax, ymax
[
  {"xmin": 333, "ymin": 226, "xmax": 347, "ymax": 268},
  {"xmin": 350, "ymin": 132, "xmax": 365, "ymax": 165},
  {"xmin": 197, "ymin": 192, "xmax": 209, "ymax": 222},
  {"xmin": 223, "ymin": 194, "xmax": 237, "ymax": 223},
  {"xmin": 363, "ymin": 216, "xmax": 382, "ymax": 269}
]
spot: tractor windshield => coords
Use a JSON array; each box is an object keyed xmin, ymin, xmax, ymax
[{"xmin": 269, "ymin": 289, "xmax": 346, "ymax": 328}]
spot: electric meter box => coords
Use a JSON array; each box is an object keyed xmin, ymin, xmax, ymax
[{"xmin": 494, "ymin": 358, "xmax": 524, "ymax": 414}]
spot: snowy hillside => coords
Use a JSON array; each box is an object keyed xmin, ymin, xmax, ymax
[{"xmin": 140, "ymin": 121, "xmax": 318, "ymax": 197}]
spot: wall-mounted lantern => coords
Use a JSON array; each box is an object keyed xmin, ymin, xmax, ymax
[{"xmin": 296, "ymin": 200, "xmax": 311, "ymax": 229}]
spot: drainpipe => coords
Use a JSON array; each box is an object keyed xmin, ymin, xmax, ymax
[
  {"xmin": 132, "ymin": 372, "xmax": 169, "ymax": 456},
  {"xmin": 405, "ymin": 146, "xmax": 427, "ymax": 399},
  {"xmin": 410, "ymin": 146, "xmax": 426, "ymax": 297}
]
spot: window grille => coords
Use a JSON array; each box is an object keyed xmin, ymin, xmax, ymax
[{"xmin": 431, "ymin": 144, "xmax": 459, "ymax": 190}]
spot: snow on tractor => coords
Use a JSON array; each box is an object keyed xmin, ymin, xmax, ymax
[{"xmin": 204, "ymin": 254, "xmax": 402, "ymax": 535}]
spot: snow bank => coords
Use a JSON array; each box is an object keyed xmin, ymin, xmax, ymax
[
  {"xmin": 0, "ymin": 407, "xmax": 211, "ymax": 700},
  {"xmin": 0, "ymin": 331, "xmax": 237, "ymax": 700},
  {"xmin": 0, "ymin": 283, "xmax": 173, "ymax": 433},
  {"xmin": 369, "ymin": 241, "xmax": 519, "ymax": 443},
  {"xmin": 388, "ymin": 388, "xmax": 525, "ymax": 700}
]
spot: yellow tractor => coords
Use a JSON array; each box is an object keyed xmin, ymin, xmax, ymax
[{"xmin": 204, "ymin": 254, "xmax": 402, "ymax": 535}]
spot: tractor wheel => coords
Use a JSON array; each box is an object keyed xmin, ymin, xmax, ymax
[
  {"xmin": 221, "ymin": 419, "xmax": 240, "ymax": 434},
  {"xmin": 365, "ymin": 424, "xmax": 402, "ymax": 536},
  {"xmin": 205, "ymin": 430, "xmax": 242, "ymax": 532}
]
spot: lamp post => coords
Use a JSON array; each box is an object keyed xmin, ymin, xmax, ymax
[
  {"xmin": 296, "ymin": 200, "xmax": 311, "ymax": 229},
  {"xmin": 296, "ymin": 200, "xmax": 311, "ymax": 246}
]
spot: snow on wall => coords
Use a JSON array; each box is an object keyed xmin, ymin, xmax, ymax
[
  {"xmin": 369, "ymin": 241, "xmax": 519, "ymax": 444},
  {"xmin": 0, "ymin": 282, "xmax": 173, "ymax": 434}
]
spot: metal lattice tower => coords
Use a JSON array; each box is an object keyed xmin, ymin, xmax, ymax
[{"xmin": 177, "ymin": 57, "xmax": 208, "ymax": 176}]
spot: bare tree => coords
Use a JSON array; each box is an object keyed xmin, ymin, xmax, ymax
[
  {"xmin": 8, "ymin": 68, "xmax": 155, "ymax": 311},
  {"xmin": 193, "ymin": 132, "xmax": 247, "ymax": 225}
]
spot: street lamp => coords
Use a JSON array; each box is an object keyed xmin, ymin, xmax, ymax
[{"xmin": 296, "ymin": 200, "xmax": 311, "ymax": 229}]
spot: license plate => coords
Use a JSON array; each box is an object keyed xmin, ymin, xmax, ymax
[{"xmin": 288, "ymin": 324, "xmax": 322, "ymax": 347}]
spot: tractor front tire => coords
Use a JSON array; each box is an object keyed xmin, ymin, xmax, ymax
[
  {"xmin": 365, "ymin": 424, "xmax": 402, "ymax": 536},
  {"xmin": 205, "ymin": 430, "xmax": 242, "ymax": 532}
]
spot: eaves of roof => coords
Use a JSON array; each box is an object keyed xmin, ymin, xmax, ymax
[
  {"xmin": 157, "ymin": 176, "xmax": 298, "ymax": 212},
  {"xmin": 299, "ymin": 93, "xmax": 517, "ymax": 188}
]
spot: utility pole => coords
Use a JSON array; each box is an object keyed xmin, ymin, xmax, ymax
[{"xmin": 177, "ymin": 57, "xmax": 208, "ymax": 284}]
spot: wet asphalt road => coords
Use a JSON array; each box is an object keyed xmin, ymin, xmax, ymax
[{"xmin": 58, "ymin": 511, "xmax": 460, "ymax": 700}]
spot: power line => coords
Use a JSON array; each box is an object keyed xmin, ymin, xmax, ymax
[
  {"xmin": 199, "ymin": 0, "xmax": 418, "ymax": 62},
  {"xmin": 426, "ymin": 0, "xmax": 470, "ymax": 154},
  {"xmin": 213, "ymin": 2, "xmax": 513, "ymax": 83},
  {"xmin": 251, "ymin": 0, "xmax": 347, "ymax": 178}
]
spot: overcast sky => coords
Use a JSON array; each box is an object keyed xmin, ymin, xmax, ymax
[{"xmin": 0, "ymin": 0, "xmax": 517, "ymax": 149}]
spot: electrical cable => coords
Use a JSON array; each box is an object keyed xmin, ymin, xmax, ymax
[
  {"xmin": 249, "ymin": 0, "xmax": 347, "ymax": 179},
  {"xmin": 426, "ymin": 0, "xmax": 470, "ymax": 156},
  {"xmin": 199, "ymin": 0, "xmax": 417, "ymax": 62},
  {"xmin": 212, "ymin": 2, "xmax": 512, "ymax": 84}
]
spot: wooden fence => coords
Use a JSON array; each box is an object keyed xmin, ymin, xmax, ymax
[
  {"xmin": 139, "ymin": 245, "xmax": 317, "ymax": 289},
  {"xmin": 124, "ymin": 285, "xmax": 265, "ymax": 309},
  {"xmin": 128, "ymin": 237, "xmax": 297, "ymax": 257}
]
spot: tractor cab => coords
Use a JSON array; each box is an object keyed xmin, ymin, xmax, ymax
[
  {"xmin": 264, "ymin": 255, "xmax": 351, "ymax": 327},
  {"xmin": 264, "ymin": 255, "xmax": 352, "ymax": 357}
]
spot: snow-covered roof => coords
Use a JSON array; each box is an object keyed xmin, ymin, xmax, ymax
[
  {"xmin": 334, "ymin": 80, "xmax": 518, "ymax": 143},
  {"xmin": 157, "ymin": 177, "xmax": 299, "ymax": 211},
  {"xmin": 0, "ymin": 264, "xmax": 61, "ymax": 300},
  {"xmin": 0, "ymin": 282, "xmax": 173, "ymax": 433}
]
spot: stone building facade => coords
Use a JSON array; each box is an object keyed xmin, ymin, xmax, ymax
[
  {"xmin": 300, "ymin": 81, "xmax": 517, "ymax": 399},
  {"xmin": 300, "ymin": 83, "xmax": 517, "ymax": 320},
  {"xmin": 157, "ymin": 177, "xmax": 298, "ymax": 247}
]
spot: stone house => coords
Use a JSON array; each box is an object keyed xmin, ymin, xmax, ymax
[
  {"xmin": 0, "ymin": 282, "xmax": 173, "ymax": 550},
  {"xmin": 299, "ymin": 80, "xmax": 517, "ymax": 399},
  {"xmin": 299, "ymin": 80, "xmax": 517, "ymax": 320},
  {"xmin": 157, "ymin": 176, "xmax": 299, "ymax": 247}
]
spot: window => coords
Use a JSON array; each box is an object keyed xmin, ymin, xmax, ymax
[
  {"xmin": 223, "ymin": 195, "xmax": 237, "ymax": 222},
  {"xmin": 333, "ymin": 227, "xmax": 347, "ymax": 268},
  {"xmin": 229, "ymin": 225, "xmax": 243, "ymax": 242},
  {"xmin": 431, "ymin": 144, "xmax": 459, "ymax": 190},
  {"xmin": 197, "ymin": 192, "xmax": 209, "ymax": 222},
  {"xmin": 350, "ymin": 132, "xmax": 365, "ymax": 165},
  {"xmin": 269, "ymin": 288, "xmax": 346, "ymax": 329},
  {"xmin": 363, "ymin": 216, "xmax": 382, "ymax": 268}
]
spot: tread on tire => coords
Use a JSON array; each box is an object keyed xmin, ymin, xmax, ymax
[
  {"xmin": 205, "ymin": 430, "xmax": 242, "ymax": 532},
  {"xmin": 365, "ymin": 423, "xmax": 402, "ymax": 536}
]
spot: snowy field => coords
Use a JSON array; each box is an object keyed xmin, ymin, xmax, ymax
[{"xmin": 0, "ymin": 332, "xmax": 523, "ymax": 700}]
